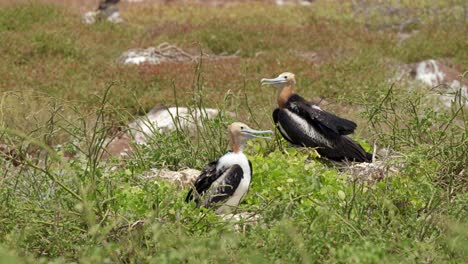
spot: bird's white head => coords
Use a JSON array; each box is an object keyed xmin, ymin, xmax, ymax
[
  {"xmin": 228, "ymin": 122, "xmax": 272, "ymax": 153},
  {"xmin": 261, "ymin": 72, "xmax": 297, "ymax": 108},
  {"xmin": 261, "ymin": 72, "xmax": 296, "ymax": 89}
]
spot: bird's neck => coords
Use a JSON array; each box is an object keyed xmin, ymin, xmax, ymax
[
  {"xmin": 231, "ymin": 142, "xmax": 243, "ymax": 153},
  {"xmin": 229, "ymin": 133, "xmax": 244, "ymax": 153},
  {"xmin": 277, "ymin": 86, "xmax": 295, "ymax": 108}
]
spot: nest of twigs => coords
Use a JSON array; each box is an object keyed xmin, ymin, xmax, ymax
[{"xmin": 342, "ymin": 146, "xmax": 403, "ymax": 185}]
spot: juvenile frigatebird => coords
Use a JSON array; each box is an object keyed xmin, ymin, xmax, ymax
[
  {"xmin": 261, "ymin": 72, "xmax": 372, "ymax": 162},
  {"xmin": 186, "ymin": 122, "xmax": 272, "ymax": 214}
]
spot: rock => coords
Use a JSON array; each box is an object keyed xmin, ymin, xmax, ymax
[
  {"xmin": 82, "ymin": 11, "xmax": 98, "ymax": 25},
  {"xmin": 409, "ymin": 60, "xmax": 465, "ymax": 87},
  {"xmin": 394, "ymin": 59, "xmax": 467, "ymax": 108},
  {"xmin": 95, "ymin": 104, "xmax": 231, "ymax": 160},
  {"xmin": 82, "ymin": 10, "xmax": 122, "ymax": 25},
  {"xmin": 409, "ymin": 60, "xmax": 467, "ymax": 107},
  {"xmin": 105, "ymin": 11, "xmax": 124, "ymax": 23},
  {"xmin": 128, "ymin": 105, "xmax": 225, "ymax": 144},
  {"xmin": 139, "ymin": 168, "xmax": 201, "ymax": 187},
  {"xmin": 82, "ymin": 0, "xmax": 123, "ymax": 25}
]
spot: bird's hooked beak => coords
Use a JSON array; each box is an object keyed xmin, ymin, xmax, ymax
[
  {"xmin": 261, "ymin": 76, "xmax": 287, "ymax": 86},
  {"xmin": 241, "ymin": 128, "xmax": 273, "ymax": 139}
]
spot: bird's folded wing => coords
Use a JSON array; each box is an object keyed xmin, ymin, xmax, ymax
[
  {"xmin": 206, "ymin": 165, "xmax": 244, "ymax": 206},
  {"xmin": 296, "ymin": 100, "xmax": 357, "ymax": 136},
  {"xmin": 185, "ymin": 160, "xmax": 219, "ymax": 203}
]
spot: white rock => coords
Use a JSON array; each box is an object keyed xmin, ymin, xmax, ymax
[
  {"xmin": 412, "ymin": 60, "xmax": 467, "ymax": 107},
  {"xmin": 82, "ymin": 11, "xmax": 98, "ymax": 25},
  {"xmin": 106, "ymin": 11, "xmax": 123, "ymax": 23},
  {"xmin": 393, "ymin": 59, "xmax": 468, "ymax": 108},
  {"xmin": 128, "ymin": 106, "xmax": 222, "ymax": 144},
  {"xmin": 82, "ymin": 10, "xmax": 123, "ymax": 25},
  {"xmin": 414, "ymin": 59, "xmax": 445, "ymax": 87}
]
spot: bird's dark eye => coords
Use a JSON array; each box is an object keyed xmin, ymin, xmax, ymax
[
  {"xmin": 240, "ymin": 126, "xmax": 244, "ymax": 129},
  {"xmin": 284, "ymin": 76, "xmax": 288, "ymax": 79}
]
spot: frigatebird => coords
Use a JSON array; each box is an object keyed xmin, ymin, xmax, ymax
[
  {"xmin": 261, "ymin": 72, "xmax": 372, "ymax": 162},
  {"xmin": 186, "ymin": 122, "xmax": 272, "ymax": 214}
]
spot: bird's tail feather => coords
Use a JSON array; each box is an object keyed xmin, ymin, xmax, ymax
[
  {"xmin": 340, "ymin": 136, "xmax": 372, "ymax": 162},
  {"xmin": 318, "ymin": 136, "xmax": 372, "ymax": 163}
]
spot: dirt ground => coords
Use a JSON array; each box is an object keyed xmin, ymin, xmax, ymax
[{"xmin": 0, "ymin": 0, "xmax": 281, "ymax": 12}]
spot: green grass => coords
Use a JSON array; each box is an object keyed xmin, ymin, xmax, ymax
[{"xmin": 0, "ymin": 1, "xmax": 467, "ymax": 263}]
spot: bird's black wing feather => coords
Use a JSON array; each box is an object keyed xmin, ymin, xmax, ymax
[
  {"xmin": 206, "ymin": 165, "xmax": 244, "ymax": 206},
  {"xmin": 317, "ymin": 136, "xmax": 372, "ymax": 162},
  {"xmin": 291, "ymin": 95, "xmax": 357, "ymax": 136},
  {"xmin": 185, "ymin": 160, "xmax": 220, "ymax": 203}
]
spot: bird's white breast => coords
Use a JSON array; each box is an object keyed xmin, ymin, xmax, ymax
[{"xmin": 215, "ymin": 152, "xmax": 251, "ymax": 214}]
